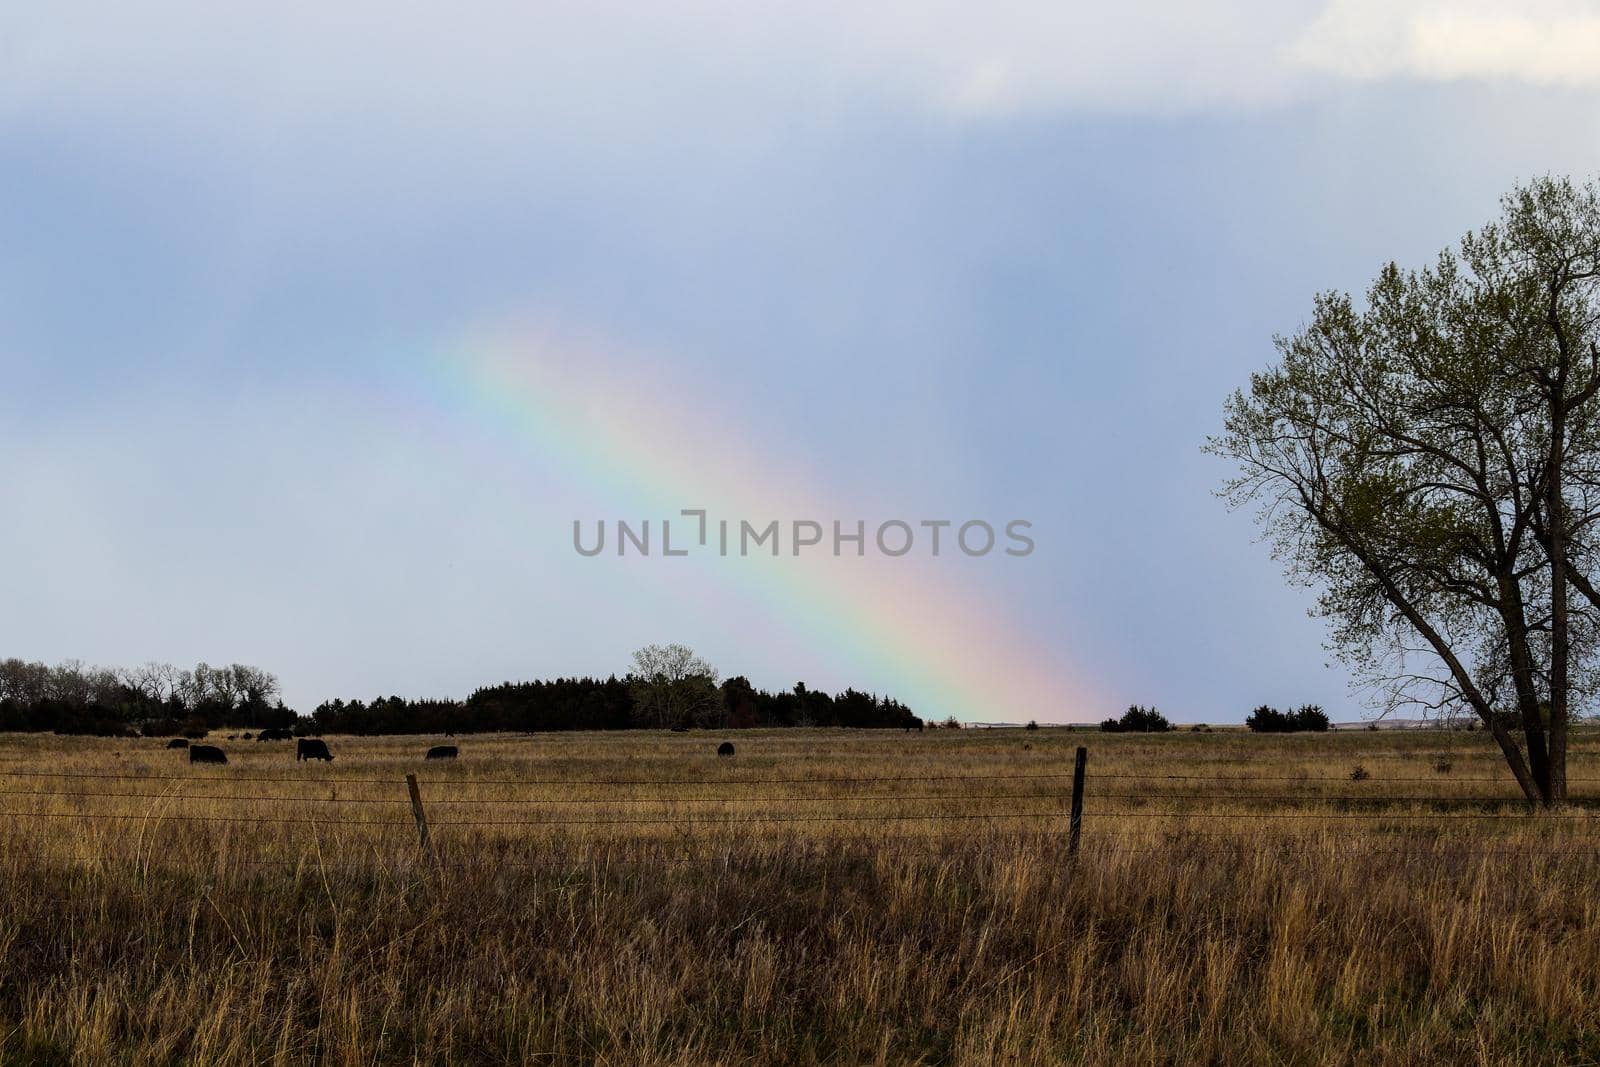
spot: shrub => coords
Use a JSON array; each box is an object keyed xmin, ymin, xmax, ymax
[
  {"xmin": 1288, "ymin": 705, "xmax": 1329, "ymax": 731},
  {"xmin": 1025, "ymin": 720, "xmax": 1040, "ymax": 731},
  {"xmin": 1246, "ymin": 704, "xmax": 1329, "ymax": 733},
  {"xmin": 1245, "ymin": 705, "xmax": 1286, "ymax": 732},
  {"xmin": 1433, "ymin": 757, "xmax": 1453, "ymax": 775},
  {"xmin": 1350, "ymin": 764, "xmax": 1371, "ymax": 781},
  {"xmin": 1101, "ymin": 705, "xmax": 1171, "ymax": 733}
]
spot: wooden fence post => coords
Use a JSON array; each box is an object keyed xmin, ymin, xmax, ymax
[
  {"xmin": 406, "ymin": 773, "xmax": 435, "ymax": 860},
  {"xmin": 1069, "ymin": 746, "xmax": 1087, "ymax": 857}
]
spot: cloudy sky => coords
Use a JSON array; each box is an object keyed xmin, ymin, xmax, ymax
[{"xmin": 5, "ymin": 2, "xmax": 1600, "ymax": 722}]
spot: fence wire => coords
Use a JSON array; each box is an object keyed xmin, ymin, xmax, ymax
[{"xmin": 1, "ymin": 763, "xmax": 1598, "ymax": 849}]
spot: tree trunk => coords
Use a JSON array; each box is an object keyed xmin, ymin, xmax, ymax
[
  {"xmin": 1547, "ymin": 398, "xmax": 1570, "ymax": 806},
  {"xmin": 1481, "ymin": 711, "xmax": 1542, "ymax": 805},
  {"xmin": 1497, "ymin": 576, "xmax": 1552, "ymax": 804}
]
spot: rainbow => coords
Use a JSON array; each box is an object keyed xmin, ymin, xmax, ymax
[{"xmin": 424, "ymin": 319, "xmax": 1102, "ymax": 724}]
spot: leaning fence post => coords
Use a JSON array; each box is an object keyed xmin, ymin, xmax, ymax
[
  {"xmin": 406, "ymin": 773, "xmax": 435, "ymax": 860},
  {"xmin": 1069, "ymin": 746, "xmax": 1087, "ymax": 857}
]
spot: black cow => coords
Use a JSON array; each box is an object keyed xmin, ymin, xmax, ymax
[
  {"xmin": 296, "ymin": 739, "xmax": 333, "ymax": 761},
  {"xmin": 670, "ymin": 725, "xmax": 689, "ymax": 733},
  {"xmin": 256, "ymin": 728, "xmax": 292, "ymax": 742},
  {"xmin": 166, "ymin": 738, "xmax": 189, "ymax": 749},
  {"xmin": 426, "ymin": 745, "xmax": 458, "ymax": 760},
  {"xmin": 189, "ymin": 745, "xmax": 227, "ymax": 765},
  {"xmin": 717, "ymin": 741, "xmax": 735, "ymax": 757}
]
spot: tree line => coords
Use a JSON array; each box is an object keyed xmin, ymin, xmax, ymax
[
  {"xmin": 0, "ymin": 647, "xmax": 921, "ymax": 735},
  {"xmin": 307, "ymin": 677, "xmax": 919, "ymax": 735},
  {"xmin": 0, "ymin": 659, "xmax": 293, "ymax": 736}
]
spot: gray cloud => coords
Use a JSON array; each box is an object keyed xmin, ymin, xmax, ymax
[{"xmin": 1, "ymin": 2, "xmax": 1333, "ymax": 128}]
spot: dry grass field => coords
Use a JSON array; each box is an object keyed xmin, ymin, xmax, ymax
[{"xmin": 3, "ymin": 726, "xmax": 1600, "ymax": 1065}]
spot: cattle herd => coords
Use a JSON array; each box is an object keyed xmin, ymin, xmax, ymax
[
  {"xmin": 175, "ymin": 737, "xmax": 742, "ymax": 765},
  {"xmin": 180, "ymin": 735, "xmax": 392, "ymax": 765}
]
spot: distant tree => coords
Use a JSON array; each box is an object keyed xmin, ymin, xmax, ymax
[
  {"xmin": 229, "ymin": 664, "xmax": 280, "ymax": 719},
  {"xmin": 0, "ymin": 659, "xmax": 48, "ymax": 706},
  {"xmin": 721, "ymin": 676, "xmax": 760, "ymax": 729},
  {"xmin": 122, "ymin": 662, "xmax": 180, "ymax": 705},
  {"xmin": 792, "ymin": 683, "xmax": 836, "ymax": 728},
  {"xmin": 1101, "ymin": 705, "xmax": 1171, "ymax": 733},
  {"xmin": 1246, "ymin": 705, "xmax": 1287, "ymax": 733},
  {"xmin": 1288, "ymin": 704, "xmax": 1330, "ymax": 732},
  {"xmin": 831, "ymin": 688, "xmax": 878, "ymax": 729},
  {"xmin": 1247, "ymin": 704, "xmax": 1329, "ymax": 733},
  {"xmin": 881, "ymin": 697, "xmax": 921, "ymax": 731},
  {"xmin": 627, "ymin": 644, "xmax": 721, "ymax": 729}
]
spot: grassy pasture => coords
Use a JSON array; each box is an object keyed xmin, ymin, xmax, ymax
[{"xmin": 2, "ymin": 727, "xmax": 1600, "ymax": 1064}]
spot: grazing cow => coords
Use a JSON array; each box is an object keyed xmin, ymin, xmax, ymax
[
  {"xmin": 717, "ymin": 741, "xmax": 735, "ymax": 757},
  {"xmin": 670, "ymin": 726, "xmax": 689, "ymax": 733},
  {"xmin": 166, "ymin": 738, "xmax": 189, "ymax": 749},
  {"xmin": 189, "ymin": 745, "xmax": 227, "ymax": 765},
  {"xmin": 296, "ymin": 739, "xmax": 334, "ymax": 762},
  {"xmin": 256, "ymin": 728, "xmax": 292, "ymax": 742},
  {"xmin": 426, "ymin": 745, "xmax": 458, "ymax": 760}
]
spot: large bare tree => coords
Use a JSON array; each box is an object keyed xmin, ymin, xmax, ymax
[
  {"xmin": 1211, "ymin": 176, "xmax": 1600, "ymax": 806},
  {"xmin": 628, "ymin": 644, "xmax": 721, "ymax": 729}
]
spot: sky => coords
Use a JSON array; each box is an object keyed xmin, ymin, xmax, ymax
[{"xmin": 4, "ymin": 2, "xmax": 1600, "ymax": 723}]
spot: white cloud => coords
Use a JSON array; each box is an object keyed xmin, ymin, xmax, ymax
[{"xmin": 1293, "ymin": 0, "xmax": 1600, "ymax": 87}]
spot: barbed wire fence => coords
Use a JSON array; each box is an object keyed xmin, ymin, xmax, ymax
[{"xmin": 1, "ymin": 746, "xmax": 1598, "ymax": 871}]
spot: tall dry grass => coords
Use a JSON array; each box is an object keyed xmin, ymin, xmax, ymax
[{"xmin": 1, "ymin": 727, "xmax": 1598, "ymax": 1064}]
